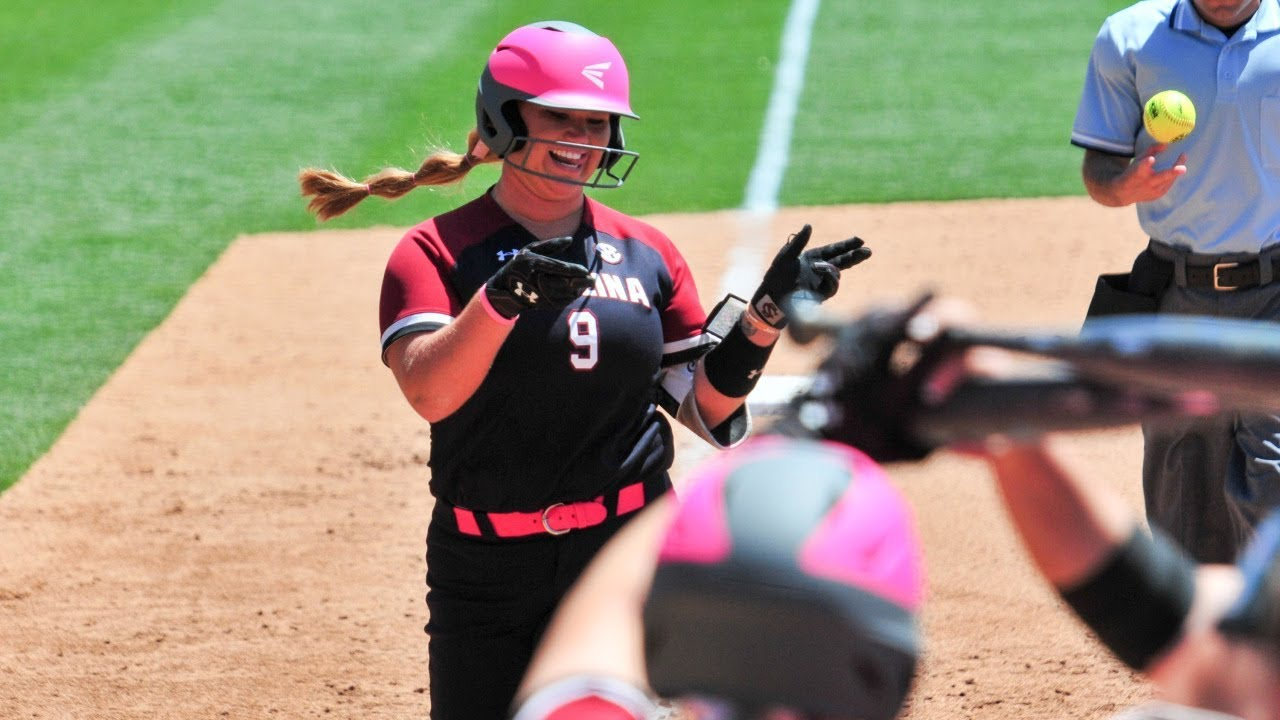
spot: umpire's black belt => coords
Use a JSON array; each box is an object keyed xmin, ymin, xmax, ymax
[{"xmin": 1147, "ymin": 240, "xmax": 1280, "ymax": 292}]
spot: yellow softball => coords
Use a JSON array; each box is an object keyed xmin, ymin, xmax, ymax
[{"xmin": 1143, "ymin": 90, "xmax": 1196, "ymax": 144}]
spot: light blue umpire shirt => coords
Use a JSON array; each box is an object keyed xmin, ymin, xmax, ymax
[{"xmin": 1071, "ymin": 0, "xmax": 1280, "ymax": 254}]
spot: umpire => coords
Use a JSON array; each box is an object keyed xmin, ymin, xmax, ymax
[{"xmin": 1071, "ymin": 0, "xmax": 1280, "ymax": 562}]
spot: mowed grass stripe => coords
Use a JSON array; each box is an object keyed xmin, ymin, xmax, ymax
[
  {"xmin": 0, "ymin": 0, "xmax": 493, "ymax": 490},
  {"xmin": 0, "ymin": 1, "xmax": 191, "ymax": 119},
  {"xmin": 783, "ymin": 1, "xmax": 1121, "ymax": 204}
]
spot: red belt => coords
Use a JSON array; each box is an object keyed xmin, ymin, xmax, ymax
[{"xmin": 452, "ymin": 481, "xmax": 648, "ymax": 538}]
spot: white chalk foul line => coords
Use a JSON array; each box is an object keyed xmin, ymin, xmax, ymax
[
  {"xmin": 742, "ymin": 0, "xmax": 822, "ymax": 216},
  {"xmin": 706, "ymin": 0, "xmax": 823, "ymax": 441},
  {"xmin": 740, "ymin": 0, "xmax": 822, "ymax": 410},
  {"xmin": 719, "ymin": 0, "xmax": 822, "ymax": 300}
]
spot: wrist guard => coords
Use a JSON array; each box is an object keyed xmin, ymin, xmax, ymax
[
  {"xmin": 702, "ymin": 320, "xmax": 775, "ymax": 398},
  {"xmin": 1060, "ymin": 526, "xmax": 1195, "ymax": 670}
]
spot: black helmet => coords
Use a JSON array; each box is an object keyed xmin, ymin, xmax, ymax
[{"xmin": 644, "ymin": 436, "xmax": 925, "ymax": 720}]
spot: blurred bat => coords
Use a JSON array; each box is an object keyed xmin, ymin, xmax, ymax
[
  {"xmin": 777, "ymin": 296, "xmax": 1280, "ymax": 449},
  {"xmin": 783, "ymin": 290, "xmax": 829, "ymax": 345},
  {"xmin": 911, "ymin": 372, "xmax": 1216, "ymax": 446},
  {"xmin": 938, "ymin": 314, "xmax": 1280, "ymax": 414}
]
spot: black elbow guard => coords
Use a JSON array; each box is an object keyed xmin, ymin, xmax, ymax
[{"xmin": 1059, "ymin": 526, "xmax": 1196, "ymax": 670}]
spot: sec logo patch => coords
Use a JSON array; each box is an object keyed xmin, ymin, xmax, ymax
[{"xmin": 597, "ymin": 242, "xmax": 623, "ymax": 265}]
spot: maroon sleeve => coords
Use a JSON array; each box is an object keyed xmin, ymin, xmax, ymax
[
  {"xmin": 378, "ymin": 221, "xmax": 461, "ymax": 359},
  {"xmin": 660, "ymin": 243, "xmax": 707, "ymax": 346}
]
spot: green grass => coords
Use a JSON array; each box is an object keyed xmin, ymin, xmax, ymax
[
  {"xmin": 312, "ymin": 1, "xmax": 791, "ymax": 227},
  {"xmin": 0, "ymin": 0, "xmax": 1128, "ymax": 492},
  {"xmin": 785, "ymin": 2, "xmax": 1124, "ymax": 203}
]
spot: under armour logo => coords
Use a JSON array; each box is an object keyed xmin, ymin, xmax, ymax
[
  {"xmin": 496, "ymin": 249, "xmax": 520, "ymax": 262},
  {"xmin": 513, "ymin": 281, "xmax": 539, "ymax": 304},
  {"xmin": 747, "ymin": 369, "xmax": 761, "ymax": 380},
  {"xmin": 581, "ymin": 62, "xmax": 611, "ymax": 89}
]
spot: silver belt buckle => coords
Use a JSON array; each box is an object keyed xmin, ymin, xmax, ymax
[
  {"xmin": 1213, "ymin": 261, "xmax": 1240, "ymax": 291},
  {"xmin": 541, "ymin": 503, "xmax": 570, "ymax": 535}
]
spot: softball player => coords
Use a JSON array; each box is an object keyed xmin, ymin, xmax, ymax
[
  {"xmin": 799, "ymin": 297, "xmax": 1280, "ymax": 720},
  {"xmin": 512, "ymin": 435, "xmax": 925, "ymax": 720},
  {"xmin": 298, "ymin": 21, "xmax": 869, "ymax": 720},
  {"xmin": 1071, "ymin": 0, "xmax": 1280, "ymax": 563}
]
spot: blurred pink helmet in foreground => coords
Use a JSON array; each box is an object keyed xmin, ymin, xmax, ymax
[{"xmin": 646, "ymin": 436, "xmax": 925, "ymax": 720}]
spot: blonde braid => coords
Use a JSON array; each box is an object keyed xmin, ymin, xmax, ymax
[{"xmin": 298, "ymin": 130, "xmax": 497, "ymax": 221}]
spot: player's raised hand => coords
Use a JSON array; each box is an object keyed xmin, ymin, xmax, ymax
[
  {"xmin": 484, "ymin": 236, "xmax": 595, "ymax": 320},
  {"xmin": 750, "ymin": 225, "xmax": 872, "ymax": 329}
]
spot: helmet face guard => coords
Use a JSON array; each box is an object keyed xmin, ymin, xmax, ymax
[
  {"xmin": 476, "ymin": 21, "xmax": 639, "ymax": 187},
  {"xmin": 643, "ymin": 437, "xmax": 925, "ymax": 720},
  {"xmin": 498, "ymin": 136, "xmax": 639, "ymax": 189}
]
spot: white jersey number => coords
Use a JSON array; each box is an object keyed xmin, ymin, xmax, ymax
[{"xmin": 568, "ymin": 310, "xmax": 599, "ymax": 371}]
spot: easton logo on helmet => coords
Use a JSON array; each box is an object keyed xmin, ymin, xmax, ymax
[{"xmin": 581, "ymin": 62, "xmax": 611, "ymax": 89}]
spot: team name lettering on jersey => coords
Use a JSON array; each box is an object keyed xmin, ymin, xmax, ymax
[{"xmin": 585, "ymin": 273, "xmax": 651, "ymax": 308}]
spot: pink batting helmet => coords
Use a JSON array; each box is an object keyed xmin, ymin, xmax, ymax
[
  {"xmin": 476, "ymin": 21, "xmax": 640, "ymax": 186},
  {"xmin": 644, "ymin": 436, "xmax": 925, "ymax": 720}
]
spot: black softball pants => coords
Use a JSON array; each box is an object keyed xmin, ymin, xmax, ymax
[{"xmin": 422, "ymin": 502, "xmax": 636, "ymax": 720}]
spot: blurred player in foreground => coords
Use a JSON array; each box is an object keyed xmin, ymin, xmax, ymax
[
  {"xmin": 510, "ymin": 296, "xmax": 1280, "ymax": 720},
  {"xmin": 789, "ymin": 296, "xmax": 1280, "ymax": 720},
  {"xmin": 512, "ymin": 434, "xmax": 925, "ymax": 720}
]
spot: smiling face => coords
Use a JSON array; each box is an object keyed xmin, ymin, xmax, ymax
[
  {"xmin": 509, "ymin": 103, "xmax": 613, "ymax": 184},
  {"xmin": 1192, "ymin": 0, "xmax": 1260, "ymax": 30},
  {"xmin": 492, "ymin": 102, "xmax": 620, "ymax": 221}
]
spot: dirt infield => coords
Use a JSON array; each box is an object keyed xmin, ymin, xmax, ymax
[{"xmin": 0, "ymin": 197, "xmax": 1159, "ymax": 719}]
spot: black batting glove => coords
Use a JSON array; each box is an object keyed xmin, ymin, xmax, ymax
[
  {"xmin": 750, "ymin": 224, "xmax": 872, "ymax": 329},
  {"xmin": 484, "ymin": 236, "xmax": 595, "ymax": 319}
]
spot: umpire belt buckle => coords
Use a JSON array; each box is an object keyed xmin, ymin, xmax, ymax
[
  {"xmin": 1213, "ymin": 262, "xmax": 1241, "ymax": 291},
  {"xmin": 541, "ymin": 503, "xmax": 571, "ymax": 535}
]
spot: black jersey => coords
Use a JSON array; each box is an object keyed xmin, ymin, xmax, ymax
[{"xmin": 379, "ymin": 191, "xmax": 712, "ymax": 511}]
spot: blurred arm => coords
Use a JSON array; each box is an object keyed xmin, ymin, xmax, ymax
[
  {"xmin": 984, "ymin": 436, "xmax": 1139, "ymax": 586},
  {"xmin": 517, "ymin": 496, "xmax": 678, "ymax": 698}
]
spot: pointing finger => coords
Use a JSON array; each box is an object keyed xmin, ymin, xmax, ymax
[
  {"xmin": 830, "ymin": 246, "xmax": 872, "ymax": 270},
  {"xmin": 812, "ymin": 236, "xmax": 867, "ymax": 262},
  {"xmin": 782, "ymin": 224, "xmax": 813, "ymax": 260}
]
